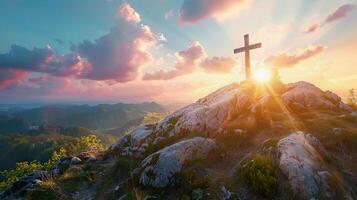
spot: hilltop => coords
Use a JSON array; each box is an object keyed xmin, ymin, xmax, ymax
[{"xmin": 1, "ymin": 81, "xmax": 357, "ymax": 200}]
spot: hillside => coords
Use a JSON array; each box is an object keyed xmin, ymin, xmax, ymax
[
  {"xmin": 8, "ymin": 102, "xmax": 166, "ymax": 131},
  {"xmin": 1, "ymin": 81, "xmax": 357, "ymax": 200}
]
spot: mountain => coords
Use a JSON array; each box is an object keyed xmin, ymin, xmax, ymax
[
  {"xmin": 1, "ymin": 81, "xmax": 357, "ymax": 200},
  {"xmin": 9, "ymin": 102, "xmax": 166, "ymax": 131}
]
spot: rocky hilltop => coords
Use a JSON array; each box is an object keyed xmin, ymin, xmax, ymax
[{"xmin": 1, "ymin": 81, "xmax": 357, "ymax": 200}]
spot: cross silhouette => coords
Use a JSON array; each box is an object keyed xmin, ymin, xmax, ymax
[{"xmin": 234, "ymin": 34, "xmax": 262, "ymax": 80}]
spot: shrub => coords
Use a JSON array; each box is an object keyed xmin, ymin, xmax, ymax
[
  {"xmin": 0, "ymin": 161, "xmax": 43, "ymax": 191},
  {"xmin": 239, "ymin": 154, "xmax": 278, "ymax": 198},
  {"xmin": 68, "ymin": 135, "xmax": 104, "ymax": 155},
  {"xmin": 347, "ymin": 88, "xmax": 356, "ymax": 109},
  {"xmin": 142, "ymin": 112, "xmax": 165, "ymax": 124},
  {"xmin": 0, "ymin": 135, "xmax": 104, "ymax": 192},
  {"xmin": 177, "ymin": 170, "xmax": 210, "ymax": 192}
]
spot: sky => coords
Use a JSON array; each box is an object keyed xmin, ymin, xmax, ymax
[{"xmin": 0, "ymin": 0, "xmax": 356, "ymax": 104}]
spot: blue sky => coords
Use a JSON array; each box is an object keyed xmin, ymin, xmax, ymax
[{"xmin": 0, "ymin": 0, "xmax": 356, "ymax": 103}]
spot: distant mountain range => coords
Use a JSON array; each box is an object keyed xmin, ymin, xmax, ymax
[
  {"xmin": 1, "ymin": 102, "xmax": 167, "ymax": 131},
  {"xmin": 0, "ymin": 102, "xmax": 168, "ymax": 171}
]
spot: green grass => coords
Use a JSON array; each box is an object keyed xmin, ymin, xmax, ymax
[{"xmin": 238, "ymin": 154, "xmax": 278, "ymax": 198}]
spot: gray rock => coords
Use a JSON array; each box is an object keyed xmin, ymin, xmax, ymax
[
  {"xmin": 139, "ymin": 137, "xmax": 216, "ymax": 188},
  {"xmin": 277, "ymin": 132, "xmax": 349, "ymax": 199},
  {"xmin": 220, "ymin": 186, "xmax": 232, "ymax": 200},
  {"xmin": 70, "ymin": 156, "xmax": 82, "ymax": 165}
]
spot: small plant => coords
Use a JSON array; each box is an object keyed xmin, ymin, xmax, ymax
[
  {"xmin": 142, "ymin": 112, "xmax": 165, "ymax": 124},
  {"xmin": 239, "ymin": 154, "xmax": 278, "ymax": 198},
  {"xmin": 347, "ymin": 88, "xmax": 357, "ymax": 109},
  {"xmin": 192, "ymin": 188, "xmax": 203, "ymax": 200},
  {"xmin": 177, "ymin": 169, "xmax": 210, "ymax": 193}
]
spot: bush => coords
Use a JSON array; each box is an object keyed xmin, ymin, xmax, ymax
[
  {"xmin": 239, "ymin": 154, "xmax": 278, "ymax": 198},
  {"xmin": 0, "ymin": 134, "xmax": 104, "ymax": 192},
  {"xmin": 0, "ymin": 161, "xmax": 43, "ymax": 191}
]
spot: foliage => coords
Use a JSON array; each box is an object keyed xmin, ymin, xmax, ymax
[
  {"xmin": 65, "ymin": 135, "xmax": 104, "ymax": 155},
  {"xmin": 24, "ymin": 178, "xmax": 58, "ymax": 200},
  {"xmin": 239, "ymin": 154, "xmax": 278, "ymax": 198},
  {"xmin": 0, "ymin": 135, "xmax": 104, "ymax": 192},
  {"xmin": 191, "ymin": 188, "xmax": 203, "ymax": 200},
  {"xmin": 0, "ymin": 161, "xmax": 43, "ymax": 191},
  {"xmin": 142, "ymin": 112, "xmax": 165, "ymax": 124},
  {"xmin": 177, "ymin": 169, "xmax": 210, "ymax": 192},
  {"xmin": 347, "ymin": 88, "xmax": 357, "ymax": 109}
]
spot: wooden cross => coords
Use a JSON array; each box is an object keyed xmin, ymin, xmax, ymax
[{"xmin": 234, "ymin": 34, "xmax": 262, "ymax": 80}]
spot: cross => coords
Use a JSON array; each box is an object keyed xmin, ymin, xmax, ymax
[{"xmin": 234, "ymin": 34, "xmax": 262, "ymax": 80}]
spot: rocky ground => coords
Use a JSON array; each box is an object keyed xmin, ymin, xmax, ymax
[{"xmin": 1, "ymin": 81, "xmax": 357, "ymax": 200}]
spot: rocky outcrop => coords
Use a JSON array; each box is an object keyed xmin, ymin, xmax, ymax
[
  {"xmin": 277, "ymin": 132, "xmax": 347, "ymax": 199},
  {"xmin": 112, "ymin": 81, "xmax": 352, "ymax": 157},
  {"xmin": 111, "ymin": 125, "xmax": 154, "ymax": 157},
  {"xmin": 281, "ymin": 81, "xmax": 352, "ymax": 112},
  {"xmin": 0, "ymin": 170, "xmax": 55, "ymax": 199},
  {"xmin": 139, "ymin": 137, "xmax": 216, "ymax": 188},
  {"xmin": 156, "ymin": 83, "xmax": 250, "ymax": 137}
]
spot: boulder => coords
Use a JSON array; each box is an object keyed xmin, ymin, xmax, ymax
[
  {"xmin": 70, "ymin": 157, "xmax": 82, "ymax": 165},
  {"xmin": 277, "ymin": 132, "xmax": 346, "ymax": 199},
  {"xmin": 110, "ymin": 125, "xmax": 155, "ymax": 157},
  {"xmin": 281, "ymin": 81, "xmax": 351, "ymax": 112},
  {"xmin": 139, "ymin": 137, "xmax": 216, "ymax": 188},
  {"xmin": 1, "ymin": 170, "xmax": 50, "ymax": 198},
  {"xmin": 155, "ymin": 83, "xmax": 250, "ymax": 137}
]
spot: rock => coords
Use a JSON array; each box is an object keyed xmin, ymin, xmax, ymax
[
  {"xmin": 281, "ymin": 81, "xmax": 351, "ymax": 112},
  {"xmin": 332, "ymin": 127, "xmax": 342, "ymax": 135},
  {"xmin": 139, "ymin": 137, "xmax": 216, "ymax": 188},
  {"xmin": 111, "ymin": 125, "xmax": 154, "ymax": 157},
  {"xmin": 70, "ymin": 157, "xmax": 82, "ymax": 165},
  {"xmin": 277, "ymin": 132, "xmax": 346, "ymax": 199},
  {"xmin": 1, "ymin": 170, "xmax": 50, "ymax": 198},
  {"xmin": 220, "ymin": 186, "xmax": 232, "ymax": 200},
  {"xmin": 156, "ymin": 83, "xmax": 250, "ymax": 137}
]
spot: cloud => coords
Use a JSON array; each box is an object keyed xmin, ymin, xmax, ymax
[
  {"xmin": 165, "ymin": 10, "xmax": 174, "ymax": 20},
  {"xmin": 178, "ymin": 0, "xmax": 246, "ymax": 23},
  {"xmin": 0, "ymin": 3, "xmax": 163, "ymax": 85},
  {"xmin": 265, "ymin": 45, "xmax": 326, "ymax": 68},
  {"xmin": 0, "ymin": 69, "xmax": 27, "ymax": 89},
  {"xmin": 200, "ymin": 57, "xmax": 236, "ymax": 73},
  {"xmin": 116, "ymin": 2, "xmax": 141, "ymax": 23},
  {"xmin": 305, "ymin": 4, "xmax": 356, "ymax": 33},
  {"xmin": 143, "ymin": 42, "xmax": 206, "ymax": 80}
]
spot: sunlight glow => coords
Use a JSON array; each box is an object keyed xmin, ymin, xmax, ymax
[{"xmin": 253, "ymin": 68, "xmax": 272, "ymax": 83}]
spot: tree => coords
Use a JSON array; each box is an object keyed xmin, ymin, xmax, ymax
[{"xmin": 347, "ymin": 89, "xmax": 356, "ymax": 109}]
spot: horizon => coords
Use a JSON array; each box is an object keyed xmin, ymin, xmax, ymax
[{"xmin": 0, "ymin": 0, "xmax": 356, "ymax": 103}]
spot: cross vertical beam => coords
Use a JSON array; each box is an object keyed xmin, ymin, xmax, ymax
[
  {"xmin": 244, "ymin": 34, "xmax": 251, "ymax": 80},
  {"xmin": 234, "ymin": 34, "xmax": 262, "ymax": 80}
]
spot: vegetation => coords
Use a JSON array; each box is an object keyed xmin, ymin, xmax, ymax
[
  {"xmin": 239, "ymin": 154, "xmax": 278, "ymax": 198},
  {"xmin": 347, "ymin": 88, "xmax": 357, "ymax": 109},
  {"xmin": 142, "ymin": 112, "xmax": 165, "ymax": 124},
  {"xmin": 0, "ymin": 135, "xmax": 103, "ymax": 192}
]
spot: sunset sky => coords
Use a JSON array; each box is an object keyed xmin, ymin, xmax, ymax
[{"xmin": 0, "ymin": 0, "xmax": 356, "ymax": 104}]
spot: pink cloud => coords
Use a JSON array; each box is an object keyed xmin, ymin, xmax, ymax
[
  {"xmin": 143, "ymin": 42, "xmax": 206, "ymax": 80},
  {"xmin": 200, "ymin": 57, "xmax": 236, "ymax": 73},
  {"xmin": 265, "ymin": 45, "xmax": 326, "ymax": 68},
  {"xmin": 117, "ymin": 2, "xmax": 141, "ymax": 23},
  {"xmin": 178, "ymin": 0, "xmax": 246, "ymax": 23},
  {"xmin": 305, "ymin": 4, "xmax": 356, "ymax": 33},
  {"xmin": 0, "ymin": 3, "xmax": 163, "ymax": 84},
  {"xmin": 0, "ymin": 69, "xmax": 27, "ymax": 89}
]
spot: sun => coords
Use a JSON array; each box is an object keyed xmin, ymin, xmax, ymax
[{"xmin": 253, "ymin": 68, "xmax": 272, "ymax": 83}]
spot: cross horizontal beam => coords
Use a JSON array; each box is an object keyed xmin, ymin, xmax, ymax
[{"xmin": 234, "ymin": 43, "xmax": 262, "ymax": 54}]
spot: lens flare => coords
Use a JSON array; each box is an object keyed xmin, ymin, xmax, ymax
[{"xmin": 253, "ymin": 68, "xmax": 271, "ymax": 83}]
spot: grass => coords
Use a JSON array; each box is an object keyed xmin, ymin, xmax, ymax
[{"xmin": 238, "ymin": 154, "xmax": 278, "ymax": 198}]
